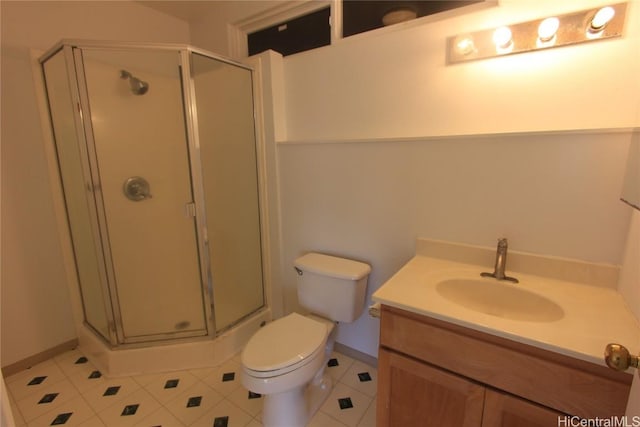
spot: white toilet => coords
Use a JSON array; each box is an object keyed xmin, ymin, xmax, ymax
[{"xmin": 240, "ymin": 252, "xmax": 371, "ymax": 427}]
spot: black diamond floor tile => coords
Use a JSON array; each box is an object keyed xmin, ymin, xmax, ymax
[
  {"xmin": 121, "ymin": 404, "xmax": 139, "ymax": 416},
  {"xmin": 213, "ymin": 415, "xmax": 229, "ymax": 427},
  {"xmin": 38, "ymin": 393, "xmax": 58, "ymax": 404},
  {"xmin": 248, "ymin": 391, "xmax": 261, "ymax": 399},
  {"xmin": 27, "ymin": 376, "xmax": 47, "ymax": 386},
  {"xmin": 186, "ymin": 396, "xmax": 202, "ymax": 408},
  {"xmin": 164, "ymin": 379, "xmax": 179, "ymax": 389},
  {"xmin": 327, "ymin": 358, "xmax": 339, "ymax": 367},
  {"xmin": 74, "ymin": 357, "xmax": 88, "ymax": 364},
  {"xmin": 88, "ymin": 370, "xmax": 102, "ymax": 379},
  {"xmin": 358, "ymin": 372, "xmax": 372, "ymax": 382},
  {"xmin": 51, "ymin": 412, "xmax": 73, "ymax": 425},
  {"xmin": 222, "ymin": 372, "xmax": 235, "ymax": 382},
  {"xmin": 103, "ymin": 386, "xmax": 121, "ymax": 396},
  {"xmin": 338, "ymin": 397, "xmax": 354, "ymax": 410}
]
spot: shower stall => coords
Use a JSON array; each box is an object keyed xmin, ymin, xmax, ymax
[{"xmin": 40, "ymin": 41, "xmax": 267, "ymax": 356}]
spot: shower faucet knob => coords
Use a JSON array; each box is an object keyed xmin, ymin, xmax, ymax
[{"xmin": 123, "ymin": 176, "xmax": 152, "ymax": 201}]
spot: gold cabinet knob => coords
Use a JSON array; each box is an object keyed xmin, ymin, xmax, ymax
[{"xmin": 604, "ymin": 343, "xmax": 640, "ymax": 372}]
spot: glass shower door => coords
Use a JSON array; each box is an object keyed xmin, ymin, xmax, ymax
[
  {"xmin": 79, "ymin": 48, "xmax": 208, "ymax": 342},
  {"xmin": 191, "ymin": 53, "xmax": 265, "ymax": 332}
]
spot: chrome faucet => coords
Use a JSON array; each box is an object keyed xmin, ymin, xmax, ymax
[{"xmin": 481, "ymin": 238, "xmax": 519, "ymax": 283}]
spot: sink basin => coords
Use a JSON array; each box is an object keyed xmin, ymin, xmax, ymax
[{"xmin": 436, "ymin": 278, "xmax": 564, "ymax": 322}]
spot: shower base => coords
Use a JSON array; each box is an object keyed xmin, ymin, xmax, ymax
[{"xmin": 78, "ymin": 309, "xmax": 271, "ymax": 377}]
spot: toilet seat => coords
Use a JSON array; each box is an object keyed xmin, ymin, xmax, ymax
[{"xmin": 242, "ymin": 313, "xmax": 328, "ymax": 378}]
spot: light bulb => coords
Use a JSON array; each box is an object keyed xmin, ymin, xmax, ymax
[
  {"xmin": 493, "ymin": 26, "xmax": 513, "ymax": 52},
  {"xmin": 538, "ymin": 17, "xmax": 560, "ymax": 43},
  {"xmin": 589, "ymin": 6, "xmax": 615, "ymax": 32},
  {"xmin": 455, "ymin": 36, "xmax": 475, "ymax": 56}
]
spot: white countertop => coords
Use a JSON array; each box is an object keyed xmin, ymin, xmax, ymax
[{"xmin": 372, "ymin": 240, "xmax": 640, "ymax": 368}]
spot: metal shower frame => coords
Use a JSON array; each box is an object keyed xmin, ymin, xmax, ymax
[{"xmin": 39, "ymin": 40, "xmax": 264, "ymax": 346}]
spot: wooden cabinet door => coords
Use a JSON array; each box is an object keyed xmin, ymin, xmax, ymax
[
  {"xmin": 482, "ymin": 389, "xmax": 565, "ymax": 427},
  {"xmin": 378, "ymin": 348, "xmax": 485, "ymax": 427}
]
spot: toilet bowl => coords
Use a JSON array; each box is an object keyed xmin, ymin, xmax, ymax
[{"xmin": 241, "ymin": 313, "xmax": 336, "ymax": 427}]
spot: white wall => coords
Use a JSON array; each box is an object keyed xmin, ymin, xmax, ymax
[
  {"xmin": 619, "ymin": 209, "xmax": 640, "ymax": 323},
  {"xmin": 278, "ymin": 132, "xmax": 633, "ymax": 356},
  {"xmin": 283, "ymin": 0, "xmax": 640, "ymax": 140},
  {"xmin": 0, "ymin": 1, "xmax": 190, "ymax": 367},
  {"xmin": 276, "ymin": 0, "xmax": 640, "ymax": 357},
  {"xmin": 620, "ymin": 209, "xmax": 640, "ymax": 416}
]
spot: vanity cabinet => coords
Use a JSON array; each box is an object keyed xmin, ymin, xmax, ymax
[
  {"xmin": 377, "ymin": 305, "xmax": 633, "ymax": 427},
  {"xmin": 378, "ymin": 348, "xmax": 562, "ymax": 427},
  {"xmin": 482, "ymin": 389, "xmax": 563, "ymax": 427},
  {"xmin": 378, "ymin": 348, "xmax": 485, "ymax": 426}
]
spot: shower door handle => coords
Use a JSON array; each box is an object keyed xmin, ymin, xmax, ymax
[
  {"xmin": 185, "ymin": 202, "xmax": 196, "ymax": 217},
  {"xmin": 123, "ymin": 176, "xmax": 152, "ymax": 201}
]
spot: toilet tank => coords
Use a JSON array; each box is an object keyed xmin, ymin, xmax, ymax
[{"xmin": 294, "ymin": 252, "xmax": 371, "ymax": 322}]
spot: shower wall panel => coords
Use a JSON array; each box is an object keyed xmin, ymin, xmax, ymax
[{"xmin": 42, "ymin": 50, "xmax": 111, "ymax": 340}]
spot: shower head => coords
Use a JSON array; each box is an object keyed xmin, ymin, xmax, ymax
[{"xmin": 120, "ymin": 70, "xmax": 149, "ymax": 95}]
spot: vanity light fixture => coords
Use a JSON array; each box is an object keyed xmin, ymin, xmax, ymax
[{"xmin": 447, "ymin": 3, "xmax": 627, "ymax": 64}]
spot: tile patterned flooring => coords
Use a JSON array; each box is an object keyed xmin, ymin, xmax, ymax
[{"xmin": 6, "ymin": 348, "xmax": 377, "ymax": 427}]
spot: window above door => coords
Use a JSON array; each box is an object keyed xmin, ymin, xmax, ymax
[{"xmin": 238, "ymin": 0, "xmax": 489, "ymax": 58}]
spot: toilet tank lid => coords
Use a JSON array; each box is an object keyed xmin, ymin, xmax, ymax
[{"xmin": 294, "ymin": 253, "xmax": 371, "ymax": 280}]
